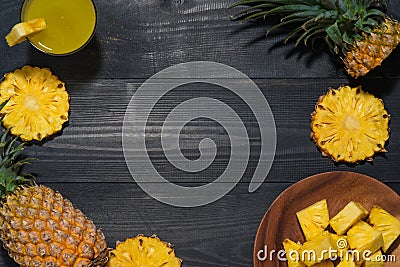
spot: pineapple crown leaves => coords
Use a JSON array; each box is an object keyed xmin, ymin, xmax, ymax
[
  {"xmin": 0, "ymin": 100, "xmax": 34, "ymax": 200},
  {"xmin": 229, "ymin": 0, "xmax": 388, "ymax": 54}
]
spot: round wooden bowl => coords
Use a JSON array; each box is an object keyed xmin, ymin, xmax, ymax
[{"xmin": 254, "ymin": 171, "xmax": 400, "ymax": 267}]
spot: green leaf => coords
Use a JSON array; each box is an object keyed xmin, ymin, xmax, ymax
[
  {"xmin": 266, "ymin": 18, "xmax": 306, "ymax": 36},
  {"xmin": 342, "ymin": 31, "xmax": 353, "ymax": 45},
  {"xmin": 326, "ymin": 23, "xmax": 342, "ymax": 45}
]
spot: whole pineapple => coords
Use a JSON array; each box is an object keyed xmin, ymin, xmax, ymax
[
  {"xmin": 0, "ymin": 102, "xmax": 108, "ymax": 266},
  {"xmin": 230, "ymin": 0, "xmax": 400, "ymax": 78}
]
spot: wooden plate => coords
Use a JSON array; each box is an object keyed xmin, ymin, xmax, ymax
[{"xmin": 254, "ymin": 171, "xmax": 400, "ymax": 267}]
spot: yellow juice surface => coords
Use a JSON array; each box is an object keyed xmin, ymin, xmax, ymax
[{"xmin": 22, "ymin": 0, "xmax": 96, "ymax": 55}]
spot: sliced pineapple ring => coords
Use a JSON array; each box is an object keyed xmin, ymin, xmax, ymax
[
  {"xmin": 107, "ymin": 235, "xmax": 182, "ymax": 267},
  {"xmin": 0, "ymin": 66, "xmax": 69, "ymax": 141},
  {"xmin": 368, "ymin": 206, "xmax": 400, "ymax": 252},
  {"xmin": 5, "ymin": 18, "xmax": 46, "ymax": 47},
  {"xmin": 311, "ymin": 85, "xmax": 389, "ymax": 163}
]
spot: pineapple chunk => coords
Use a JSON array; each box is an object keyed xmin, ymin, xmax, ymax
[
  {"xmin": 368, "ymin": 205, "xmax": 400, "ymax": 252},
  {"xmin": 337, "ymin": 254, "xmax": 360, "ymax": 267},
  {"xmin": 296, "ymin": 199, "xmax": 330, "ymax": 240},
  {"xmin": 330, "ymin": 202, "xmax": 368, "ymax": 235},
  {"xmin": 298, "ymin": 232, "xmax": 334, "ymax": 266},
  {"xmin": 362, "ymin": 250, "xmax": 384, "ymax": 267},
  {"xmin": 282, "ymin": 239, "xmax": 306, "ymax": 267},
  {"xmin": 311, "ymin": 260, "xmax": 334, "ymax": 267},
  {"xmin": 330, "ymin": 233, "xmax": 348, "ymax": 257},
  {"xmin": 347, "ymin": 221, "xmax": 383, "ymax": 257},
  {"xmin": 5, "ymin": 18, "xmax": 46, "ymax": 47}
]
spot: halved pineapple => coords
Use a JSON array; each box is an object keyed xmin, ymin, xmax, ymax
[
  {"xmin": 347, "ymin": 221, "xmax": 384, "ymax": 258},
  {"xmin": 6, "ymin": 18, "xmax": 46, "ymax": 47},
  {"xmin": 368, "ymin": 205, "xmax": 400, "ymax": 252},
  {"xmin": 282, "ymin": 239, "xmax": 305, "ymax": 267},
  {"xmin": 362, "ymin": 250, "xmax": 384, "ymax": 267},
  {"xmin": 107, "ymin": 235, "xmax": 182, "ymax": 267},
  {"xmin": 330, "ymin": 202, "xmax": 369, "ymax": 235},
  {"xmin": 311, "ymin": 86, "xmax": 389, "ymax": 163},
  {"xmin": 296, "ymin": 199, "xmax": 330, "ymax": 240},
  {"xmin": 298, "ymin": 232, "xmax": 334, "ymax": 266},
  {"xmin": 0, "ymin": 66, "xmax": 69, "ymax": 141}
]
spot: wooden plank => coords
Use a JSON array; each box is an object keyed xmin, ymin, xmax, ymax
[
  {"xmin": 1, "ymin": 182, "xmax": 399, "ymax": 267},
  {"xmin": 1, "ymin": 0, "xmax": 399, "ymax": 79},
  {"xmin": 14, "ymin": 78, "xmax": 400, "ymax": 183}
]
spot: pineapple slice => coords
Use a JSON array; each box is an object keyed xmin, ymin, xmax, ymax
[
  {"xmin": 311, "ymin": 260, "xmax": 334, "ymax": 267},
  {"xmin": 282, "ymin": 239, "xmax": 306, "ymax": 267},
  {"xmin": 347, "ymin": 221, "xmax": 384, "ymax": 258},
  {"xmin": 311, "ymin": 86, "xmax": 389, "ymax": 163},
  {"xmin": 5, "ymin": 18, "xmax": 46, "ymax": 46},
  {"xmin": 296, "ymin": 199, "xmax": 330, "ymax": 240},
  {"xmin": 330, "ymin": 201, "xmax": 368, "ymax": 235},
  {"xmin": 298, "ymin": 232, "xmax": 334, "ymax": 266},
  {"xmin": 362, "ymin": 250, "xmax": 384, "ymax": 267},
  {"xmin": 107, "ymin": 235, "xmax": 182, "ymax": 267},
  {"xmin": 0, "ymin": 66, "xmax": 69, "ymax": 141},
  {"xmin": 368, "ymin": 205, "xmax": 400, "ymax": 252}
]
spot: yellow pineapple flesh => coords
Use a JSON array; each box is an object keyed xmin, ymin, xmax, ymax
[
  {"xmin": 282, "ymin": 239, "xmax": 305, "ymax": 267},
  {"xmin": 337, "ymin": 253, "xmax": 360, "ymax": 267},
  {"xmin": 0, "ymin": 186, "xmax": 108, "ymax": 267},
  {"xmin": 0, "ymin": 66, "xmax": 69, "ymax": 141},
  {"xmin": 5, "ymin": 18, "xmax": 46, "ymax": 47},
  {"xmin": 362, "ymin": 250, "xmax": 384, "ymax": 267},
  {"xmin": 368, "ymin": 205, "xmax": 400, "ymax": 252},
  {"xmin": 107, "ymin": 235, "xmax": 182, "ymax": 267},
  {"xmin": 298, "ymin": 232, "xmax": 334, "ymax": 266},
  {"xmin": 311, "ymin": 86, "xmax": 389, "ymax": 163},
  {"xmin": 312, "ymin": 260, "xmax": 334, "ymax": 267},
  {"xmin": 330, "ymin": 233, "xmax": 349, "ymax": 258},
  {"xmin": 330, "ymin": 202, "xmax": 368, "ymax": 235},
  {"xmin": 347, "ymin": 221, "xmax": 384, "ymax": 260},
  {"xmin": 296, "ymin": 199, "xmax": 329, "ymax": 241},
  {"xmin": 343, "ymin": 18, "xmax": 400, "ymax": 78}
]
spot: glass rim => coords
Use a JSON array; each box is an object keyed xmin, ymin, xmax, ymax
[{"xmin": 20, "ymin": 0, "xmax": 98, "ymax": 56}]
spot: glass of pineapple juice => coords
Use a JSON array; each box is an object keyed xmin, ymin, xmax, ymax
[{"xmin": 21, "ymin": 0, "xmax": 97, "ymax": 56}]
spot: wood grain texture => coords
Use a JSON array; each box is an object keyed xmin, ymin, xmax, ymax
[
  {"xmin": 14, "ymin": 78, "xmax": 400, "ymax": 184},
  {"xmin": 1, "ymin": 0, "xmax": 400, "ymax": 266},
  {"xmin": 0, "ymin": 0, "xmax": 400, "ymax": 79}
]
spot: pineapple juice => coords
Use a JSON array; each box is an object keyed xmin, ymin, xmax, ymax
[{"xmin": 21, "ymin": 0, "xmax": 96, "ymax": 55}]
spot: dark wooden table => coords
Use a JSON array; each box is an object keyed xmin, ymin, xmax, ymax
[{"xmin": 1, "ymin": 0, "xmax": 400, "ymax": 266}]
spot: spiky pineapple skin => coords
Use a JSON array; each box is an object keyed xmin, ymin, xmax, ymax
[
  {"xmin": 0, "ymin": 185, "xmax": 108, "ymax": 267},
  {"xmin": 344, "ymin": 18, "xmax": 400, "ymax": 78}
]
